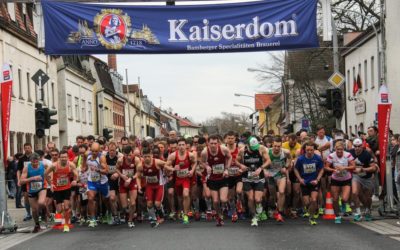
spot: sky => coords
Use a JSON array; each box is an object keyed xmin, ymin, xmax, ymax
[
  {"xmin": 95, "ymin": 0, "xmax": 277, "ymax": 123},
  {"xmin": 98, "ymin": 52, "xmax": 275, "ymax": 123}
]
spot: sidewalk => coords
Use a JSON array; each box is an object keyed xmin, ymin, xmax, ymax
[{"xmin": 5, "ymin": 197, "xmax": 34, "ymax": 230}]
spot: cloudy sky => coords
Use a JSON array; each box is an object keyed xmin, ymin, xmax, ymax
[{"xmin": 96, "ymin": 0, "xmax": 277, "ymax": 123}]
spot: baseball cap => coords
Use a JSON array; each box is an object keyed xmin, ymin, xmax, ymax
[
  {"xmin": 353, "ymin": 138, "xmax": 363, "ymax": 146},
  {"xmin": 248, "ymin": 136, "xmax": 260, "ymax": 151}
]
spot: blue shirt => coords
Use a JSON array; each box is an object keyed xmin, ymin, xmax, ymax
[{"xmin": 295, "ymin": 154, "xmax": 324, "ymax": 184}]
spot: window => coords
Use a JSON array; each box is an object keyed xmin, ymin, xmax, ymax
[
  {"xmin": 51, "ymin": 82, "xmax": 55, "ymax": 108},
  {"xmin": 364, "ymin": 60, "xmax": 368, "ymax": 91},
  {"xmin": 81, "ymin": 100, "xmax": 86, "ymax": 123},
  {"xmin": 10, "ymin": 132, "xmax": 15, "ymax": 156},
  {"xmin": 371, "ymin": 56, "xmax": 375, "ymax": 88},
  {"xmin": 10, "ymin": 65, "xmax": 16, "ymax": 97},
  {"xmin": 352, "ymin": 66, "xmax": 356, "ymax": 91},
  {"xmin": 347, "ymin": 69, "xmax": 350, "ymax": 96},
  {"xmin": 27, "ymin": 72, "xmax": 32, "ymax": 102},
  {"xmin": 25, "ymin": 133, "xmax": 32, "ymax": 144},
  {"xmin": 358, "ymin": 63, "xmax": 362, "ymax": 90},
  {"xmin": 75, "ymin": 97, "xmax": 80, "ymax": 121},
  {"xmin": 17, "ymin": 133, "xmax": 23, "ymax": 153},
  {"xmin": 67, "ymin": 94, "xmax": 73, "ymax": 119},
  {"xmin": 88, "ymin": 102, "xmax": 93, "ymax": 124},
  {"xmin": 18, "ymin": 68, "xmax": 23, "ymax": 100}
]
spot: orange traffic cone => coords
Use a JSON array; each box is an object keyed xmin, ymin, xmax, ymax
[
  {"xmin": 323, "ymin": 192, "xmax": 335, "ymax": 220},
  {"xmin": 52, "ymin": 213, "xmax": 64, "ymax": 229}
]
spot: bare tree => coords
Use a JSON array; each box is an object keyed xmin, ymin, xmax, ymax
[{"xmin": 202, "ymin": 112, "xmax": 251, "ymax": 135}]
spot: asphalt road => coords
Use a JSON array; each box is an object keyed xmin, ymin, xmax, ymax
[{"xmin": 8, "ymin": 219, "xmax": 400, "ymax": 250}]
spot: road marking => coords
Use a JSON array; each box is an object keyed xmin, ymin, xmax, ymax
[
  {"xmin": 355, "ymin": 220, "xmax": 400, "ymax": 236},
  {"xmin": 0, "ymin": 227, "xmax": 50, "ymax": 250}
]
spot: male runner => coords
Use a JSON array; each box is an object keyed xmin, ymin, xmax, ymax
[
  {"xmin": 20, "ymin": 153, "xmax": 50, "ymax": 233},
  {"xmin": 17, "ymin": 143, "xmax": 33, "ymax": 221},
  {"xmin": 236, "ymin": 136, "xmax": 270, "ymax": 227},
  {"xmin": 116, "ymin": 145, "xmax": 142, "ymax": 228},
  {"xmin": 294, "ymin": 141, "xmax": 325, "ymax": 225},
  {"xmin": 201, "ymin": 135, "xmax": 232, "ymax": 226},
  {"xmin": 265, "ymin": 137, "xmax": 291, "ymax": 222},
  {"xmin": 106, "ymin": 142, "xmax": 121, "ymax": 224},
  {"xmin": 45, "ymin": 150, "xmax": 78, "ymax": 232},
  {"xmin": 166, "ymin": 138, "xmax": 196, "ymax": 225}
]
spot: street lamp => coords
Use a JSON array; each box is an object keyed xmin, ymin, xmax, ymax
[{"xmin": 233, "ymin": 103, "xmax": 254, "ymax": 112}]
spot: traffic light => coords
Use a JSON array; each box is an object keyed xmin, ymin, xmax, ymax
[
  {"xmin": 319, "ymin": 89, "xmax": 333, "ymax": 110},
  {"xmin": 44, "ymin": 108, "xmax": 57, "ymax": 129},
  {"xmin": 35, "ymin": 103, "xmax": 45, "ymax": 138},
  {"xmin": 103, "ymin": 128, "xmax": 113, "ymax": 141},
  {"xmin": 331, "ymin": 88, "xmax": 343, "ymax": 119}
]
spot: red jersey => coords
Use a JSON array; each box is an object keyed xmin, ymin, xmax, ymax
[
  {"xmin": 207, "ymin": 146, "xmax": 226, "ymax": 181},
  {"xmin": 53, "ymin": 162, "xmax": 72, "ymax": 191},
  {"xmin": 174, "ymin": 151, "xmax": 191, "ymax": 179},
  {"xmin": 228, "ymin": 146, "xmax": 241, "ymax": 177},
  {"xmin": 143, "ymin": 159, "xmax": 162, "ymax": 185},
  {"xmin": 119, "ymin": 156, "xmax": 136, "ymax": 178}
]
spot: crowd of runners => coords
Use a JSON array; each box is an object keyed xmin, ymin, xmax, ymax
[{"xmin": 16, "ymin": 125, "xmax": 389, "ymax": 233}]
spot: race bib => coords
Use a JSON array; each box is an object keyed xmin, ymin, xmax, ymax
[
  {"xmin": 336, "ymin": 170, "xmax": 347, "ymax": 177},
  {"xmin": 122, "ymin": 169, "xmax": 134, "ymax": 177},
  {"xmin": 303, "ymin": 163, "xmax": 316, "ymax": 174},
  {"xmin": 81, "ymin": 192, "xmax": 88, "ymax": 201},
  {"xmin": 212, "ymin": 164, "xmax": 224, "ymax": 175},
  {"xmin": 108, "ymin": 165, "xmax": 116, "ymax": 174},
  {"xmin": 30, "ymin": 181, "xmax": 42, "ymax": 191},
  {"xmin": 56, "ymin": 177, "xmax": 69, "ymax": 187},
  {"xmin": 146, "ymin": 175, "xmax": 159, "ymax": 184},
  {"xmin": 91, "ymin": 171, "xmax": 100, "ymax": 182},
  {"xmin": 356, "ymin": 166, "xmax": 366, "ymax": 177},
  {"xmin": 271, "ymin": 161, "xmax": 283, "ymax": 171},
  {"xmin": 177, "ymin": 168, "xmax": 189, "ymax": 178},
  {"xmin": 248, "ymin": 171, "xmax": 259, "ymax": 180},
  {"xmin": 228, "ymin": 167, "xmax": 240, "ymax": 176}
]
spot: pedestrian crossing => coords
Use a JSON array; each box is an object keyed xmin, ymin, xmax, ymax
[{"xmin": 355, "ymin": 220, "xmax": 400, "ymax": 242}]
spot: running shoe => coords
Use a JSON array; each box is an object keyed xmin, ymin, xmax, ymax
[
  {"xmin": 187, "ymin": 211, "xmax": 193, "ymax": 218},
  {"xmin": 309, "ymin": 218, "xmax": 317, "ymax": 226},
  {"xmin": 194, "ymin": 211, "xmax": 201, "ymax": 221},
  {"xmin": 128, "ymin": 221, "xmax": 135, "ymax": 228},
  {"xmin": 216, "ymin": 216, "xmax": 224, "ymax": 227},
  {"xmin": 251, "ymin": 217, "xmax": 258, "ymax": 227},
  {"xmin": 231, "ymin": 212, "xmax": 238, "ymax": 223},
  {"xmin": 365, "ymin": 213, "xmax": 372, "ymax": 221},
  {"xmin": 32, "ymin": 224, "xmax": 41, "ymax": 233},
  {"xmin": 319, "ymin": 208, "xmax": 324, "ymax": 216},
  {"xmin": 71, "ymin": 216, "xmax": 78, "ymax": 224},
  {"xmin": 63, "ymin": 225, "xmax": 70, "ymax": 233},
  {"xmin": 236, "ymin": 201, "xmax": 243, "ymax": 214},
  {"xmin": 88, "ymin": 219, "xmax": 97, "ymax": 228},
  {"xmin": 303, "ymin": 211, "xmax": 310, "ymax": 218},
  {"xmin": 150, "ymin": 220, "xmax": 159, "ymax": 228},
  {"xmin": 206, "ymin": 211, "xmax": 213, "ymax": 221},
  {"xmin": 258, "ymin": 211, "xmax": 268, "ymax": 221},
  {"xmin": 334, "ymin": 216, "xmax": 342, "ymax": 224},
  {"xmin": 107, "ymin": 214, "xmax": 113, "ymax": 225},
  {"xmin": 353, "ymin": 214, "xmax": 362, "ymax": 222},
  {"xmin": 211, "ymin": 210, "xmax": 217, "ymax": 218},
  {"xmin": 183, "ymin": 215, "xmax": 189, "ymax": 225},
  {"xmin": 24, "ymin": 215, "xmax": 32, "ymax": 221},
  {"xmin": 168, "ymin": 212, "xmax": 176, "ymax": 221},
  {"xmin": 313, "ymin": 213, "xmax": 319, "ymax": 219},
  {"xmin": 79, "ymin": 217, "xmax": 86, "ymax": 225},
  {"xmin": 345, "ymin": 204, "xmax": 352, "ymax": 214},
  {"xmin": 157, "ymin": 216, "xmax": 165, "ymax": 224},
  {"xmin": 276, "ymin": 213, "xmax": 284, "ymax": 222}
]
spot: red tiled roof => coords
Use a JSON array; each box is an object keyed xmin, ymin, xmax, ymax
[{"xmin": 255, "ymin": 93, "xmax": 280, "ymax": 110}]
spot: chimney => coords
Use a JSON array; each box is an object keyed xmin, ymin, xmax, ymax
[{"xmin": 108, "ymin": 54, "xmax": 117, "ymax": 71}]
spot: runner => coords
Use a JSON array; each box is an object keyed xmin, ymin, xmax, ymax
[
  {"xmin": 116, "ymin": 145, "xmax": 142, "ymax": 228},
  {"xmin": 166, "ymin": 138, "xmax": 196, "ymax": 225},
  {"xmin": 106, "ymin": 142, "xmax": 121, "ymax": 224},
  {"xmin": 200, "ymin": 135, "xmax": 232, "ymax": 226},
  {"xmin": 45, "ymin": 150, "xmax": 78, "ymax": 232},
  {"xmin": 325, "ymin": 141, "xmax": 356, "ymax": 224},
  {"xmin": 294, "ymin": 141, "xmax": 324, "ymax": 225},
  {"xmin": 236, "ymin": 136, "xmax": 270, "ymax": 227},
  {"xmin": 17, "ymin": 143, "xmax": 33, "ymax": 222},
  {"xmin": 225, "ymin": 131, "xmax": 243, "ymax": 222},
  {"xmin": 265, "ymin": 136, "xmax": 291, "ymax": 222},
  {"xmin": 20, "ymin": 153, "xmax": 50, "ymax": 233},
  {"xmin": 141, "ymin": 147, "xmax": 174, "ymax": 227},
  {"xmin": 84, "ymin": 142, "xmax": 110, "ymax": 228},
  {"xmin": 77, "ymin": 154, "xmax": 89, "ymax": 225},
  {"xmin": 350, "ymin": 138, "xmax": 377, "ymax": 222},
  {"xmin": 165, "ymin": 138, "xmax": 178, "ymax": 220}
]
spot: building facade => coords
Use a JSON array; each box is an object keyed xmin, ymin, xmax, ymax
[{"xmin": 1, "ymin": 2, "xmax": 59, "ymax": 155}]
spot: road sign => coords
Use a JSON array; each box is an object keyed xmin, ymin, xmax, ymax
[
  {"xmin": 328, "ymin": 72, "xmax": 345, "ymax": 88},
  {"xmin": 31, "ymin": 69, "xmax": 49, "ymax": 86}
]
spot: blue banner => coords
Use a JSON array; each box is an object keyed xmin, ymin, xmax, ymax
[{"xmin": 42, "ymin": 0, "xmax": 319, "ymax": 55}]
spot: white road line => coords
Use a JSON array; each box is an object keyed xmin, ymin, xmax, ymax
[
  {"xmin": 389, "ymin": 236, "xmax": 400, "ymax": 242},
  {"xmin": 355, "ymin": 221, "xmax": 400, "ymax": 236},
  {"xmin": 370, "ymin": 221, "xmax": 400, "ymax": 233},
  {"xmin": 0, "ymin": 228, "xmax": 50, "ymax": 250}
]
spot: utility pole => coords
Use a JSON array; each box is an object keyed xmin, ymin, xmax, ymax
[
  {"xmin": 138, "ymin": 77, "xmax": 143, "ymax": 139},
  {"xmin": 125, "ymin": 69, "xmax": 132, "ymax": 135}
]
